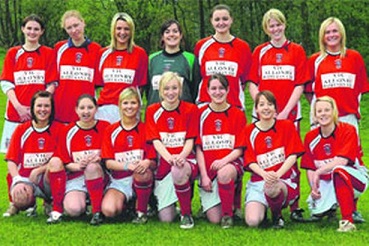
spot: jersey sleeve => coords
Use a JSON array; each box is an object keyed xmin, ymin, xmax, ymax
[
  {"xmin": 234, "ymin": 109, "xmax": 247, "ymax": 149},
  {"xmin": 185, "ymin": 104, "xmax": 199, "ymax": 140},
  {"xmin": 137, "ymin": 47, "xmax": 148, "ymax": 87},
  {"xmin": 304, "ymin": 54, "xmax": 318, "ymax": 93},
  {"xmin": 355, "ymin": 51, "xmax": 369, "ymax": 94},
  {"xmin": 145, "ymin": 105, "xmax": 160, "ymax": 142},
  {"xmin": 336, "ymin": 124, "xmax": 359, "ymax": 162},
  {"xmin": 300, "ymin": 132, "xmax": 316, "ymax": 170},
  {"xmin": 240, "ymin": 41, "xmax": 252, "ymax": 84},
  {"xmin": 294, "ymin": 45, "xmax": 310, "ymax": 86},
  {"xmin": 283, "ymin": 121, "xmax": 304, "ymax": 158},
  {"xmin": 248, "ymin": 46, "xmax": 261, "ymax": 85},
  {"xmin": 5, "ymin": 123, "xmax": 23, "ymax": 164},
  {"xmin": 101, "ymin": 125, "xmax": 115, "ymax": 160},
  {"xmin": 0, "ymin": 48, "xmax": 16, "ymax": 83}
]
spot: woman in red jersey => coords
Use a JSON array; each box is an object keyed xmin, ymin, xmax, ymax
[
  {"xmin": 5, "ymin": 91, "xmax": 65, "ymax": 222},
  {"xmin": 1, "ymin": 14, "xmax": 56, "ymax": 154},
  {"xmin": 301, "ymin": 96, "xmax": 368, "ymax": 232},
  {"xmin": 53, "ymin": 10, "xmax": 101, "ymax": 123},
  {"xmin": 95, "ymin": 13, "xmax": 148, "ymax": 124},
  {"xmin": 146, "ymin": 71, "xmax": 199, "ymax": 229},
  {"xmin": 101, "ymin": 87, "xmax": 156, "ymax": 224},
  {"xmin": 196, "ymin": 74, "xmax": 246, "ymax": 229},
  {"xmin": 194, "ymin": 4, "xmax": 252, "ymax": 110},
  {"xmin": 243, "ymin": 90, "xmax": 304, "ymax": 229}
]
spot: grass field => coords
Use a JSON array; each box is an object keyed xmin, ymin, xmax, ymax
[{"xmin": 0, "ymin": 46, "xmax": 369, "ymax": 245}]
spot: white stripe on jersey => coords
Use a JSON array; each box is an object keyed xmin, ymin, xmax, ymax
[
  {"xmin": 57, "ymin": 43, "xmax": 69, "ymax": 71},
  {"xmin": 198, "ymin": 38, "xmax": 216, "ymax": 66},
  {"xmin": 21, "ymin": 126, "xmax": 34, "ymax": 149},
  {"xmin": 66, "ymin": 125, "xmax": 79, "ymax": 156}
]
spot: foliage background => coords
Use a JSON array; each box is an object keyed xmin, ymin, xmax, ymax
[{"xmin": 1, "ymin": 0, "xmax": 369, "ymax": 245}]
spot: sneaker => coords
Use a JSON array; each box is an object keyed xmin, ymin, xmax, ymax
[
  {"xmin": 221, "ymin": 215, "xmax": 234, "ymax": 229},
  {"xmin": 337, "ymin": 220, "xmax": 356, "ymax": 232},
  {"xmin": 132, "ymin": 212, "xmax": 148, "ymax": 224},
  {"xmin": 47, "ymin": 211, "xmax": 62, "ymax": 224},
  {"xmin": 25, "ymin": 204, "xmax": 37, "ymax": 217},
  {"xmin": 3, "ymin": 203, "xmax": 19, "ymax": 217},
  {"xmin": 43, "ymin": 201, "xmax": 52, "ymax": 217},
  {"xmin": 353, "ymin": 211, "xmax": 365, "ymax": 224},
  {"xmin": 90, "ymin": 212, "xmax": 104, "ymax": 226},
  {"xmin": 290, "ymin": 208, "xmax": 305, "ymax": 222},
  {"xmin": 233, "ymin": 208, "xmax": 243, "ymax": 221},
  {"xmin": 272, "ymin": 216, "xmax": 285, "ymax": 229},
  {"xmin": 180, "ymin": 214, "xmax": 194, "ymax": 229}
]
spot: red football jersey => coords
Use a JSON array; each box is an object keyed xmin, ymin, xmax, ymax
[
  {"xmin": 5, "ymin": 121, "xmax": 64, "ymax": 177},
  {"xmin": 53, "ymin": 39, "xmax": 101, "ymax": 123},
  {"xmin": 194, "ymin": 36, "xmax": 252, "ymax": 109},
  {"xmin": 96, "ymin": 46, "xmax": 148, "ymax": 106},
  {"xmin": 243, "ymin": 120, "xmax": 304, "ymax": 182},
  {"xmin": 145, "ymin": 101, "xmax": 199, "ymax": 179},
  {"xmin": 196, "ymin": 105, "xmax": 246, "ymax": 178},
  {"xmin": 1, "ymin": 46, "xmax": 56, "ymax": 122}
]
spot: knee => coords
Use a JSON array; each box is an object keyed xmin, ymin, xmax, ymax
[
  {"xmin": 171, "ymin": 166, "xmax": 187, "ymax": 183},
  {"xmin": 64, "ymin": 201, "xmax": 85, "ymax": 217},
  {"xmin": 245, "ymin": 215, "xmax": 262, "ymax": 227},
  {"xmin": 48, "ymin": 157, "xmax": 64, "ymax": 172},
  {"xmin": 84, "ymin": 163, "xmax": 103, "ymax": 178}
]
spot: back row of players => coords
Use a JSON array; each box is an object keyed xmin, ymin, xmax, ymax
[{"xmin": 1, "ymin": 4, "xmax": 368, "ymax": 232}]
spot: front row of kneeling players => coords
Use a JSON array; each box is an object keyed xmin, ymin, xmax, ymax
[{"xmin": 4, "ymin": 72, "xmax": 368, "ymax": 232}]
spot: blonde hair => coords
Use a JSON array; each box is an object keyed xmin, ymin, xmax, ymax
[
  {"xmin": 61, "ymin": 10, "xmax": 84, "ymax": 28},
  {"xmin": 118, "ymin": 87, "xmax": 141, "ymax": 120},
  {"xmin": 110, "ymin": 13, "xmax": 135, "ymax": 53},
  {"xmin": 312, "ymin": 96, "xmax": 339, "ymax": 125},
  {"xmin": 319, "ymin": 17, "xmax": 346, "ymax": 57},
  {"xmin": 158, "ymin": 71, "xmax": 183, "ymax": 101},
  {"xmin": 262, "ymin": 8, "xmax": 286, "ymax": 36}
]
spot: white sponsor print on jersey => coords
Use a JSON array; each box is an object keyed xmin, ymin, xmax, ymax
[
  {"xmin": 14, "ymin": 70, "xmax": 45, "ymax": 85},
  {"xmin": 256, "ymin": 147, "xmax": 285, "ymax": 170},
  {"xmin": 115, "ymin": 149, "xmax": 144, "ymax": 164},
  {"xmin": 202, "ymin": 134, "xmax": 235, "ymax": 150},
  {"xmin": 261, "ymin": 65, "xmax": 295, "ymax": 80},
  {"xmin": 321, "ymin": 72, "xmax": 356, "ymax": 89},
  {"xmin": 60, "ymin": 65, "xmax": 94, "ymax": 82},
  {"xmin": 72, "ymin": 149, "xmax": 101, "ymax": 163},
  {"xmin": 159, "ymin": 131, "xmax": 186, "ymax": 148},
  {"xmin": 205, "ymin": 61, "xmax": 238, "ymax": 77},
  {"xmin": 103, "ymin": 68, "xmax": 136, "ymax": 84},
  {"xmin": 23, "ymin": 152, "xmax": 53, "ymax": 168}
]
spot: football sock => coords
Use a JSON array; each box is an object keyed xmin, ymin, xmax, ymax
[
  {"xmin": 133, "ymin": 180, "xmax": 153, "ymax": 214},
  {"xmin": 265, "ymin": 190, "xmax": 284, "ymax": 219},
  {"xmin": 49, "ymin": 170, "xmax": 66, "ymax": 213},
  {"xmin": 218, "ymin": 180, "xmax": 235, "ymax": 217},
  {"xmin": 174, "ymin": 181, "xmax": 192, "ymax": 216},
  {"xmin": 86, "ymin": 177, "xmax": 104, "ymax": 214}
]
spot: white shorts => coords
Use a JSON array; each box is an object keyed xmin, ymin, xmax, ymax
[
  {"xmin": 105, "ymin": 175, "xmax": 134, "ymax": 202},
  {"xmin": 66, "ymin": 175, "xmax": 87, "ymax": 194},
  {"xmin": 95, "ymin": 105, "xmax": 120, "ymax": 124},
  {"xmin": 0, "ymin": 120, "xmax": 20, "ymax": 153},
  {"xmin": 199, "ymin": 178, "xmax": 220, "ymax": 212},
  {"xmin": 339, "ymin": 114, "xmax": 359, "ymax": 133},
  {"xmin": 154, "ymin": 173, "xmax": 177, "ymax": 211}
]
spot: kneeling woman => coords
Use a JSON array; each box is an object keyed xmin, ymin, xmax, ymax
[
  {"xmin": 301, "ymin": 96, "xmax": 368, "ymax": 232},
  {"xmin": 101, "ymin": 87, "xmax": 156, "ymax": 223},
  {"xmin": 49, "ymin": 94, "xmax": 110, "ymax": 225},
  {"xmin": 146, "ymin": 71, "xmax": 199, "ymax": 229},
  {"xmin": 5, "ymin": 91, "xmax": 65, "ymax": 221},
  {"xmin": 196, "ymin": 74, "xmax": 247, "ymax": 228},
  {"xmin": 243, "ymin": 90, "xmax": 304, "ymax": 229}
]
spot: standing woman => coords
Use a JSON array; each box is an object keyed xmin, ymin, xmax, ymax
[
  {"xmin": 95, "ymin": 13, "xmax": 148, "ymax": 123},
  {"xmin": 1, "ymin": 14, "xmax": 56, "ymax": 154},
  {"xmin": 194, "ymin": 4, "xmax": 252, "ymax": 110},
  {"xmin": 4, "ymin": 91, "xmax": 65, "ymax": 221},
  {"xmin": 146, "ymin": 71, "xmax": 199, "ymax": 229},
  {"xmin": 243, "ymin": 90, "xmax": 304, "ymax": 229},
  {"xmin": 196, "ymin": 74, "xmax": 246, "ymax": 228},
  {"xmin": 101, "ymin": 87, "xmax": 156, "ymax": 223},
  {"xmin": 48, "ymin": 95, "xmax": 110, "ymax": 225},
  {"xmin": 248, "ymin": 8, "xmax": 310, "ymax": 221},
  {"xmin": 53, "ymin": 10, "xmax": 101, "ymax": 123},
  {"xmin": 301, "ymin": 96, "xmax": 368, "ymax": 232},
  {"xmin": 146, "ymin": 19, "xmax": 200, "ymax": 106}
]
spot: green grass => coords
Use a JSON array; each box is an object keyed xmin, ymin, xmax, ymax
[{"xmin": 0, "ymin": 46, "xmax": 369, "ymax": 245}]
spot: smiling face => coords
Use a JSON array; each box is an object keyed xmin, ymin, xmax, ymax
[
  {"xmin": 208, "ymin": 78, "xmax": 228, "ymax": 105},
  {"xmin": 76, "ymin": 97, "xmax": 97, "ymax": 124},
  {"xmin": 64, "ymin": 16, "xmax": 85, "ymax": 43},
  {"xmin": 162, "ymin": 23, "xmax": 182, "ymax": 50},
  {"xmin": 314, "ymin": 100, "xmax": 335, "ymax": 127},
  {"xmin": 33, "ymin": 97, "xmax": 52, "ymax": 125},
  {"xmin": 162, "ymin": 78, "xmax": 181, "ymax": 105},
  {"xmin": 21, "ymin": 20, "xmax": 44, "ymax": 44},
  {"xmin": 256, "ymin": 95, "xmax": 276, "ymax": 121},
  {"xmin": 211, "ymin": 9, "xmax": 233, "ymax": 35},
  {"xmin": 115, "ymin": 19, "xmax": 131, "ymax": 49},
  {"xmin": 120, "ymin": 96, "xmax": 139, "ymax": 119},
  {"xmin": 267, "ymin": 18, "xmax": 285, "ymax": 43},
  {"xmin": 323, "ymin": 22, "xmax": 342, "ymax": 52}
]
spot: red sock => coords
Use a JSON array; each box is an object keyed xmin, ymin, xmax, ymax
[
  {"xmin": 6, "ymin": 173, "xmax": 12, "ymax": 202},
  {"xmin": 133, "ymin": 180, "xmax": 152, "ymax": 214},
  {"xmin": 333, "ymin": 169, "xmax": 354, "ymax": 222},
  {"xmin": 49, "ymin": 170, "xmax": 66, "ymax": 213},
  {"xmin": 174, "ymin": 181, "xmax": 192, "ymax": 216},
  {"xmin": 234, "ymin": 180, "xmax": 242, "ymax": 210},
  {"xmin": 290, "ymin": 164, "xmax": 300, "ymax": 212},
  {"xmin": 265, "ymin": 191, "xmax": 284, "ymax": 218},
  {"xmin": 218, "ymin": 180, "xmax": 235, "ymax": 217},
  {"xmin": 86, "ymin": 177, "xmax": 104, "ymax": 214}
]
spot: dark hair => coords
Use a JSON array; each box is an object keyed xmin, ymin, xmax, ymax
[
  {"xmin": 159, "ymin": 19, "xmax": 182, "ymax": 48},
  {"xmin": 255, "ymin": 90, "xmax": 278, "ymax": 112},
  {"xmin": 76, "ymin": 94, "xmax": 97, "ymax": 107},
  {"xmin": 22, "ymin": 14, "xmax": 45, "ymax": 30},
  {"xmin": 31, "ymin": 91, "xmax": 55, "ymax": 124},
  {"xmin": 210, "ymin": 4, "xmax": 232, "ymax": 18},
  {"xmin": 207, "ymin": 73, "xmax": 229, "ymax": 89}
]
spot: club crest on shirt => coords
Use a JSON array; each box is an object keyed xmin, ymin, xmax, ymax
[
  {"xmin": 75, "ymin": 52, "xmax": 83, "ymax": 63},
  {"xmin": 116, "ymin": 56, "xmax": 123, "ymax": 66},
  {"xmin": 215, "ymin": 119, "xmax": 222, "ymax": 132},
  {"xmin": 218, "ymin": 47, "xmax": 225, "ymax": 58},
  {"xmin": 265, "ymin": 136, "xmax": 272, "ymax": 149},
  {"xmin": 27, "ymin": 57, "xmax": 34, "ymax": 68},
  {"xmin": 84, "ymin": 135, "xmax": 92, "ymax": 147},
  {"xmin": 276, "ymin": 53, "xmax": 283, "ymax": 63},
  {"xmin": 167, "ymin": 117, "xmax": 175, "ymax": 130},
  {"xmin": 323, "ymin": 143, "xmax": 332, "ymax": 156},
  {"xmin": 127, "ymin": 135, "xmax": 134, "ymax": 147},
  {"xmin": 334, "ymin": 59, "xmax": 342, "ymax": 69},
  {"xmin": 38, "ymin": 138, "xmax": 45, "ymax": 150}
]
